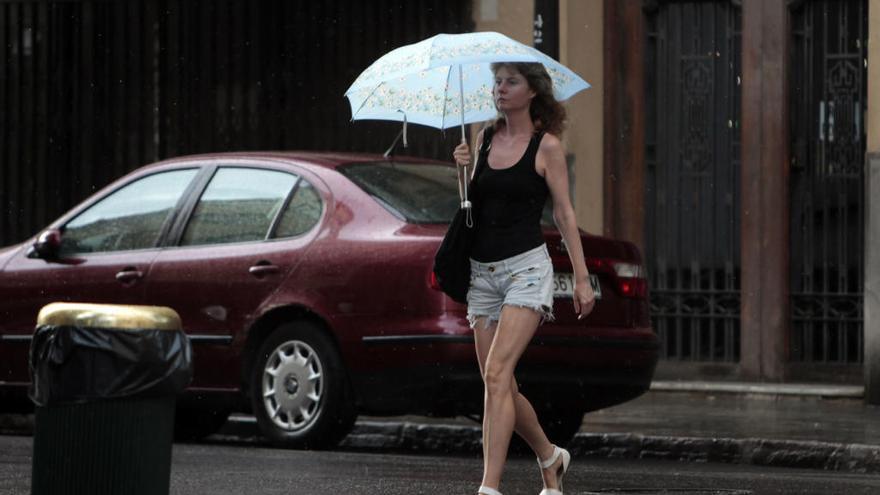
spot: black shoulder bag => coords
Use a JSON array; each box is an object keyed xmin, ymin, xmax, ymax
[{"xmin": 432, "ymin": 127, "xmax": 494, "ymax": 303}]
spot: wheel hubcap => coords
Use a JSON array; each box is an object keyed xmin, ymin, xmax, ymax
[
  {"xmin": 285, "ymin": 375, "xmax": 300, "ymax": 395},
  {"xmin": 261, "ymin": 340, "xmax": 323, "ymax": 432}
]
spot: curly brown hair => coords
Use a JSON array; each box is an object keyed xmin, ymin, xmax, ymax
[{"xmin": 490, "ymin": 62, "xmax": 567, "ymax": 136}]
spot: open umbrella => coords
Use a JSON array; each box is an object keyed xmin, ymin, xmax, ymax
[{"xmin": 344, "ymin": 31, "xmax": 589, "ymax": 207}]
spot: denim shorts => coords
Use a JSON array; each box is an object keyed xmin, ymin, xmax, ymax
[{"xmin": 466, "ymin": 244, "xmax": 554, "ymax": 328}]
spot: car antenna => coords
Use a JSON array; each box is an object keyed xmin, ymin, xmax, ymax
[{"xmin": 383, "ymin": 110, "xmax": 408, "ymax": 159}]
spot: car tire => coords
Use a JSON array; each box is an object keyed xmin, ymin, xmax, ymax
[
  {"xmin": 174, "ymin": 407, "xmax": 231, "ymax": 441},
  {"xmin": 540, "ymin": 409, "xmax": 584, "ymax": 447},
  {"xmin": 249, "ymin": 321, "xmax": 356, "ymax": 449},
  {"xmin": 504, "ymin": 408, "xmax": 584, "ymax": 454}
]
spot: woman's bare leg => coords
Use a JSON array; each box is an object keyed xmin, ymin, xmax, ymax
[
  {"xmin": 473, "ymin": 315, "xmax": 564, "ymax": 490},
  {"xmin": 472, "ymin": 316, "xmax": 557, "ymax": 464},
  {"xmin": 473, "ymin": 306, "xmax": 560, "ymax": 490}
]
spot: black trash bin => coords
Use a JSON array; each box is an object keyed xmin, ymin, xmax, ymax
[{"xmin": 29, "ymin": 302, "xmax": 192, "ymax": 495}]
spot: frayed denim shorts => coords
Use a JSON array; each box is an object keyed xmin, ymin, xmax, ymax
[{"xmin": 466, "ymin": 244, "xmax": 554, "ymax": 329}]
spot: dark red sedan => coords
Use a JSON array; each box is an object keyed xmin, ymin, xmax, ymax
[{"xmin": 0, "ymin": 152, "xmax": 658, "ymax": 448}]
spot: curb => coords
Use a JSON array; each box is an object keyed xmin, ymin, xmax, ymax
[
  {"xmin": 0, "ymin": 414, "xmax": 34, "ymax": 435},
  {"xmin": 220, "ymin": 418, "xmax": 880, "ymax": 474},
  {"xmin": 7, "ymin": 413, "xmax": 880, "ymax": 473},
  {"xmin": 649, "ymin": 381, "xmax": 865, "ymax": 398},
  {"xmin": 573, "ymin": 432, "xmax": 880, "ymax": 474}
]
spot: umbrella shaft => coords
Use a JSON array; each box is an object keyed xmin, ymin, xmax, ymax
[{"xmin": 459, "ymin": 64, "xmax": 466, "ymax": 143}]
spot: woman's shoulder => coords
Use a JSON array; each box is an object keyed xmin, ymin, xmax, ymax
[
  {"xmin": 475, "ymin": 124, "xmax": 497, "ymax": 148},
  {"xmin": 536, "ymin": 131, "xmax": 563, "ymax": 154},
  {"xmin": 475, "ymin": 128, "xmax": 485, "ymax": 146}
]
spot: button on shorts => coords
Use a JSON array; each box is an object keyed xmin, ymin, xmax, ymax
[{"xmin": 466, "ymin": 244, "xmax": 554, "ymax": 328}]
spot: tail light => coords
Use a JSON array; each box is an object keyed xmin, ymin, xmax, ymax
[
  {"xmin": 429, "ymin": 271, "xmax": 442, "ymax": 291},
  {"xmin": 611, "ymin": 261, "xmax": 648, "ymax": 299}
]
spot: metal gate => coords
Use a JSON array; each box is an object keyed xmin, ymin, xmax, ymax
[
  {"xmin": 789, "ymin": 0, "xmax": 867, "ymax": 364},
  {"xmin": 644, "ymin": 1, "xmax": 742, "ymax": 362}
]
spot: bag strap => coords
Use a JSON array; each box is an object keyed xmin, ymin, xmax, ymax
[
  {"xmin": 472, "ymin": 125, "xmax": 494, "ymax": 180},
  {"xmin": 462, "ymin": 125, "xmax": 494, "ymax": 228}
]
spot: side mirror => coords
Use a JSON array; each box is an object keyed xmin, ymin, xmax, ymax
[{"xmin": 28, "ymin": 229, "xmax": 62, "ymax": 260}]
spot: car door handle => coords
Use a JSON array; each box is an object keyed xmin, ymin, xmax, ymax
[
  {"xmin": 249, "ymin": 264, "xmax": 280, "ymax": 277},
  {"xmin": 115, "ymin": 268, "xmax": 144, "ymax": 283}
]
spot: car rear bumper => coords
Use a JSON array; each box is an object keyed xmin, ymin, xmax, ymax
[
  {"xmin": 352, "ymin": 361, "xmax": 656, "ymax": 417},
  {"xmin": 352, "ymin": 326, "xmax": 659, "ymax": 416}
]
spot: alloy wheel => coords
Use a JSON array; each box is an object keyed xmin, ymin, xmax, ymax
[{"xmin": 261, "ymin": 339, "xmax": 324, "ymax": 432}]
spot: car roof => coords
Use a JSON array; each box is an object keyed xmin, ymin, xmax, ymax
[{"xmin": 149, "ymin": 151, "xmax": 449, "ymax": 171}]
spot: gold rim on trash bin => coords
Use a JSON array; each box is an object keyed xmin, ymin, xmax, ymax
[{"xmin": 36, "ymin": 303, "xmax": 182, "ymax": 331}]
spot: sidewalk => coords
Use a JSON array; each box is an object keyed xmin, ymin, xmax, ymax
[
  {"xmin": 573, "ymin": 382, "xmax": 880, "ymax": 472},
  {"xmin": 6, "ymin": 381, "xmax": 880, "ymax": 473},
  {"xmin": 309, "ymin": 381, "xmax": 880, "ymax": 474}
]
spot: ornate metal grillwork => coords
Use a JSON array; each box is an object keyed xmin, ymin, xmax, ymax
[
  {"xmin": 645, "ymin": 1, "xmax": 742, "ymax": 362},
  {"xmin": 789, "ymin": 0, "xmax": 866, "ymax": 364}
]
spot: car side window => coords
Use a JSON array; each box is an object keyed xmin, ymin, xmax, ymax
[
  {"xmin": 181, "ymin": 167, "xmax": 298, "ymax": 246},
  {"xmin": 60, "ymin": 169, "xmax": 199, "ymax": 255},
  {"xmin": 273, "ymin": 180, "xmax": 323, "ymax": 238}
]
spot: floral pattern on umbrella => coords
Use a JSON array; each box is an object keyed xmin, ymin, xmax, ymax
[{"xmin": 345, "ymin": 32, "xmax": 590, "ymax": 131}]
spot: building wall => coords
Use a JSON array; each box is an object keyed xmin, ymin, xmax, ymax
[
  {"xmin": 473, "ymin": 0, "xmax": 533, "ymax": 41},
  {"xmin": 560, "ymin": 0, "xmax": 604, "ymax": 234},
  {"xmin": 870, "ymin": 0, "xmax": 880, "ymax": 154},
  {"xmin": 0, "ymin": 0, "xmax": 475, "ymax": 247},
  {"xmin": 471, "ymin": 0, "xmax": 878, "ymax": 385},
  {"xmin": 866, "ymin": 0, "xmax": 880, "ymax": 401},
  {"xmin": 471, "ymin": 0, "xmax": 605, "ymax": 234}
]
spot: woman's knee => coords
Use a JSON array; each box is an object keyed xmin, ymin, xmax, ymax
[
  {"xmin": 510, "ymin": 378, "xmax": 520, "ymax": 396},
  {"xmin": 483, "ymin": 362, "xmax": 513, "ymax": 398}
]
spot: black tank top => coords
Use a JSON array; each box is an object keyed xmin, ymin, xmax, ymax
[{"xmin": 470, "ymin": 131, "xmax": 549, "ymax": 263}]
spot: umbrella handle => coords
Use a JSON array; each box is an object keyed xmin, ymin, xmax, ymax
[
  {"xmin": 462, "ymin": 167, "xmax": 470, "ymax": 210},
  {"xmin": 462, "ymin": 166, "xmax": 473, "ymax": 227},
  {"xmin": 457, "ymin": 140, "xmax": 471, "ymax": 209}
]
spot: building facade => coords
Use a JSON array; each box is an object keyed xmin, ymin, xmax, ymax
[{"xmin": 475, "ymin": 0, "xmax": 878, "ymax": 388}]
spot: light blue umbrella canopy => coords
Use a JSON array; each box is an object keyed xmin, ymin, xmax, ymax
[{"xmin": 344, "ymin": 31, "xmax": 590, "ymax": 139}]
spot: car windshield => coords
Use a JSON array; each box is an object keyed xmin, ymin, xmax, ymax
[{"xmin": 338, "ymin": 160, "xmax": 556, "ymax": 226}]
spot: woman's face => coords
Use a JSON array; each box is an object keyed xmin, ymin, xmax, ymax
[{"xmin": 493, "ymin": 66, "xmax": 535, "ymax": 112}]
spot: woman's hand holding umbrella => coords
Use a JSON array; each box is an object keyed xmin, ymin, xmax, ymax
[{"xmin": 453, "ymin": 141, "xmax": 471, "ymax": 168}]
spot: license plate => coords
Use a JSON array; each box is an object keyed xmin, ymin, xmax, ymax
[{"xmin": 553, "ymin": 273, "xmax": 602, "ymax": 299}]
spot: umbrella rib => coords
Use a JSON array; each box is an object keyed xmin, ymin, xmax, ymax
[
  {"xmin": 427, "ymin": 33, "xmax": 443, "ymax": 69},
  {"xmin": 349, "ymin": 81, "xmax": 385, "ymax": 121},
  {"xmin": 440, "ymin": 65, "xmax": 453, "ymax": 130}
]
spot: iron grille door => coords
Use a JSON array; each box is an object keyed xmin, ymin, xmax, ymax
[
  {"xmin": 789, "ymin": 0, "xmax": 867, "ymax": 364},
  {"xmin": 645, "ymin": 1, "xmax": 742, "ymax": 362}
]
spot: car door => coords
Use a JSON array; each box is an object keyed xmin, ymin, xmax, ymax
[
  {"xmin": 143, "ymin": 165, "xmax": 324, "ymax": 388},
  {"xmin": 0, "ymin": 168, "xmax": 200, "ymax": 385}
]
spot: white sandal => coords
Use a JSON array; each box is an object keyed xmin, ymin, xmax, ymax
[
  {"xmin": 478, "ymin": 486, "xmax": 502, "ymax": 495},
  {"xmin": 537, "ymin": 445, "xmax": 571, "ymax": 495}
]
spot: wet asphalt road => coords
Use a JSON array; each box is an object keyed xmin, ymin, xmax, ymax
[{"xmin": 1, "ymin": 434, "xmax": 879, "ymax": 494}]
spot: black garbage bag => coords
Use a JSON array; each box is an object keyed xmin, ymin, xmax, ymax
[{"xmin": 28, "ymin": 324, "xmax": 192, "ymax": 406}]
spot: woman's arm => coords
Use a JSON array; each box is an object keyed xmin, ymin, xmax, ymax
[{"xmin": 537, "ymin": 133, "xmax": 596, "ymax": 319}]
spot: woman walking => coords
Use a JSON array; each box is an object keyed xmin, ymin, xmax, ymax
[{"xmin": 452, "ymin": 62, "xmax": 596, "ymax": 495}]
